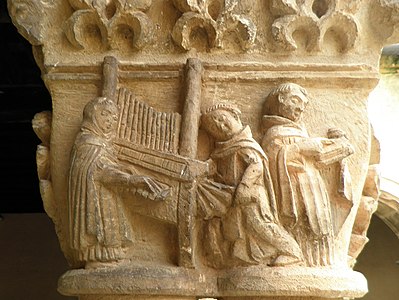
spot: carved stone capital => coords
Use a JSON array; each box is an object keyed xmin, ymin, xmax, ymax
[
  {"xmin": 270, "ymin": 0, "xmax": 359, "ymax": 52},
  {"xmin": 7, "ymin": 0, "xmax": 57, "ymax": 45},
  {"xmin": 171, "ymin": 0, "xmax": 257, "ymax": 51},
  {"xmin": 64, "ymin": 0, "xmax": 154, "ymax": 50},
  {"xmin": 7, "ymin": 0, "xmax": 399, "ymax": 299}
]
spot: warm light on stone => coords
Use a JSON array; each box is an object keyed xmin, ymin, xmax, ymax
[{"xmin": 7, "ymin": 0, "xmax": 399, "ymax": 299}]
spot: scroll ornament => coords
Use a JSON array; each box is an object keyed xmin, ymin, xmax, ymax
[
  {"xmin": 65, "ymin": 0, "xmax": 154, "ymax": 50},
  {"xmin": 172, "ymin": 0, "xmax": 257, "ymax": 51},
  {"xmin": 270, "ymin": 0, "xmax": 360, "ymax": 52}
]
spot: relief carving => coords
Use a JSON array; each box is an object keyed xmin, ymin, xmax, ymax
[
  {"xmin": 68, "ymin": 96, "xmax": 170, "ymax": 267},
  {"xmin": 348, "ymin": 164, "xmax": 380, "ymax": 267},
  {"xmin": 7, "ymin": 0, "xmax": 56, "ymax": 45},
  {"xmin": 8, "ymin": 0, "xmax": 395, "ymax": 297},
  {"xmin": 32, "ymin": 111, "xmax": 55, "ymax": 220},
  {"xmin": 199, "ymin": 104, "xmax": 303, "ymax": 268},
  {"xmin": 65, "ymin": 0, "xmax": 154, "ymax": 50},
  {"xmin": 172, "ymin": 0, "xmax": 257, "ymax": 51},
  {"xmin": 261, "ymin": 83, "xmax": 354, "ymax": 266},
  {"xmin": 270, "ymin": 0, "xmax": 359, "ymax": 52}
]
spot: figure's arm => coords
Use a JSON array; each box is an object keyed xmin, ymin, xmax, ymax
[
  {"xmin": 295, "ymin": 138, "xmax": 325, "ymax": 158},
  {"xmin": 234, "ymin": 149, "xmax": 263, "ymax": 204},
  {"xmin": 268, "ymin": 139, "xmax": 302, "ymax": 161},
  {"xmin": 97, "ymin": 157, "xmax": 170, "ymax": 200},
  {"xmin": 98, "ymin": 164, "xmax": 147, "ymax": 187}
]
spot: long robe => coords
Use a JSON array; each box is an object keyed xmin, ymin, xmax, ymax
[
  {"xmin": 262, "ymin": 115, "xmax": 334, "ymax": 266},
  {"xmin": 68, "ymin": 128, "xmax": 132, "ymax": 263},
  {"xmin": 201, "ymin": 126, "xmax": 302, "ymax": 267}
]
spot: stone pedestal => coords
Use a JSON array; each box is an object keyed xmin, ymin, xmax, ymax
[
  {"xmin": 7, "ymin": 0, "xmax": 399, "ymax": 299},
  {"xmin": 58, "ymin": 265, "xmax": 367, "ymax": 299},
  {"xmin": 80, "ymin": 297, "xmax": 196, "ymax": 300}
]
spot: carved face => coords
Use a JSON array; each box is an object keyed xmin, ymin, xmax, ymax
[
  {"xmin": 8, "ymin": 0, "xmax": 54, "ymax": 45},
  {"xmin": 94, "ymin": 105, "xmax": 118, "ymax": 135},
  {"xmin": 278, "ymin": 89, "xmax": 307, "ymax": 122},
  {"xmin": 203, "ymin": 109, "xmax": 243, "ymax": 141}
]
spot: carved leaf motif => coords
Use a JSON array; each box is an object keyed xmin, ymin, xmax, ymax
[
  {"xmin": 270, "ymin": 0, "xmax": 299, "ymax": 16},
  {"xmin": 172, "ymin": 0, "xmax": 202, "ymax": 13},
  {"xmin": 67, "ymin": 0, "xmax": 92, "ymax": 10},
  {"xmin": 64, "ymin": 0, "xmax": 153, "ymax": 50},
  {"xmin": 121, "ymin": 0, "xmax": 152, "ymax": 11},
  {"xmin": 108, "ymin": 11, "xmax": 154, "ymax": 50},
  {"xmin": 222, "ymin": 14, "xmax": 257, "ymax": 50},
  {"xmin": 172, "ymin": 0, "xmax": 256, "ymax": 51},
  {"xmin": 270, "ymin": 0, "xmax": 359, "ymax": 52},
  {"xmin": 272, "ymin": 16, "xmax": 320, "ymax": 51},
  {"xmin": 321, "ymin": 12, "xmax": 359, "ymax": 52},
  {"xmin": 172, "ymin": 12, "xmax": 217, "ymax": 50},
  {"xmin": 64, "ymin": 10, "xmax": 107, "ymax": 49}
]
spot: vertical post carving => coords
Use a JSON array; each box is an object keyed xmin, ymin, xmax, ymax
[
  {"xmin": 178, "ymin": 58, "xmax": 203, "ymax": 268},
  {"xmin": 8, "ymin": 0, "xmax": 399, "ymax": 298},
  {"xmin": 102, "ymin": 56, "xmax": 119, "ymax": 100},
  {"xmin": 179, "ymin": 58, "xmax": 203, "ymax": 158}
]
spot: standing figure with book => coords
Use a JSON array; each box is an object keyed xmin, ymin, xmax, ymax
[
  {"xmin": 261, "ymin": 83, "xmax": 354, "ymax": 266},
  {"xmin": 199, "ymin": 103, "xmax": 303, "ymax": 269}
]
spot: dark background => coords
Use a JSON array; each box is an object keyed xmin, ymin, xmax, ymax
[
  {"xmin": 0, "ymin": 3, "xmax": 398, "ymax": 300},
  {"xmin": 0, "ymin": 1, "xmax": 52, "ymax": 213}
]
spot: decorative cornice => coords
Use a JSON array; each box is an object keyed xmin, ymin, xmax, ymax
[
  {"xmin": 171, "ymin": 0, "xmax": 257, "ymax": 51},
  {"xmin": 270, "ymin": 0, "xmax": 359, "ymax": 52},
  {"xmin": 7, "ymin": 0, "xmax": 399, "ymax": 59},
  {"xmin": 64, "ymin": 0, "xmax": 154, "ymax": 50}
]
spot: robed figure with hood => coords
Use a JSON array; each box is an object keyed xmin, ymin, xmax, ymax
[
  {"xmin": 68, "ymin": 97, "xmax": 168, "ymax": 268},
  {"xmin": 261, "ymin": 83, "xmax": 354, "ymax": 266},
  {"xmin": 198, "ymin": 103, "xmax": 303, "ymax": 268}
]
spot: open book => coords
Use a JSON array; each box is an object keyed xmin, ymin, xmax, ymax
[{"xmin": 315, "ymin": 137, "xmax": 354, "ymax": 167}]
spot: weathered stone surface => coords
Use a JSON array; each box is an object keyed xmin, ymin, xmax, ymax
[{"xmin": 7, "ymin": 0, "xmax": 399, "ymax": 299}]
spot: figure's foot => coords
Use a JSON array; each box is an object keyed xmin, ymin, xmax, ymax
[
  {"xmin": 85, "ymin": 258, "xmax": 130, "ymax": 269},
  {"xmin": 85, "ymin": 261, "xmax": 116, "ymax": 269},
  {"xmin": 271, "ymin": 255, "xmax": 303, "ymax": 267}
]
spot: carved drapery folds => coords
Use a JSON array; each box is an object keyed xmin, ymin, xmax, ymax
[
  {"xmin": 270, "ymin": 0, "xmax": 359, "ymax": 52},
  {"xmin": 172, "ymin": 0, "xmax": 257, "ymax": 51},
  {"xmin": 8, "ymin": 0, "xmax": 399, "ymax": 298},
  {"xmin": 261, "ymin": 83, "xmax": 355, "ymax": 267},
  {"xmin": 65, "ymin": 0, "xmax": 154, "ymax": 50}
]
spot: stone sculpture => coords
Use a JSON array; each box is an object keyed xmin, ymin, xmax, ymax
[
  {"xmin": 270, "ymin": 0, "xmax": 359, "ymax": 52},
  {"xmin": 172, "ymin": 0, "xmax": 257, "ymax": 51},
  {"xmin": 32, "ymin": 111, "xmax": 57, "ymax": 221},
  {"xmin": 199, "ymin": 103, "xmax": 303, "ymax": 268},
  {"xmin": 348, "ymin": 165, "xmax": 380, "ymax": 267},
  {"xmin": 68, "ymin": 96, "xmax": 170, "ymax": 267},
  {"xmin": 8, "ymin": 0, "xmax": 399, "ymax": 298},
  {"xmin": 261, "ymin": 83, "xmax": 354, "ymax": 266},
  {"xmin": 65, "ymin": 0, "xmax": 154, "ymax": 50}
]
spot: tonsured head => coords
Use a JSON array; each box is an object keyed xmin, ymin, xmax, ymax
[
  {"xmin": 264, "ymin": 83, "xmax": 309, "ymax": 122},
  {"xmin": 201, "ymin": 103, "xmax": 243, "ymax": 141},
  {"xmin": 83, "ymin": 97, "xmax": 119, "ymax": 135}
]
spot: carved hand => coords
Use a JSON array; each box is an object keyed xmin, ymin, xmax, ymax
[
  {"xmin": 128, "ymin": 175, "xmax": 149, "ymax": 187},
  {"xmin": 234, "ymin": 183, "xmax": 252, "ymax": 205},
  {"xmin": 129, "ymin": 175, "xmax": 170, "ymax": 201},
  {"xmin": 297, "ymin": 138, "xmax": 324, "ymax": 157},
  {"xmin": 206, "ymin": 158, "xmax": 217, "ymax": 176},
  {"xmin": 327, "ymin": 127, "xmax": 347, "ymax": 139}
]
